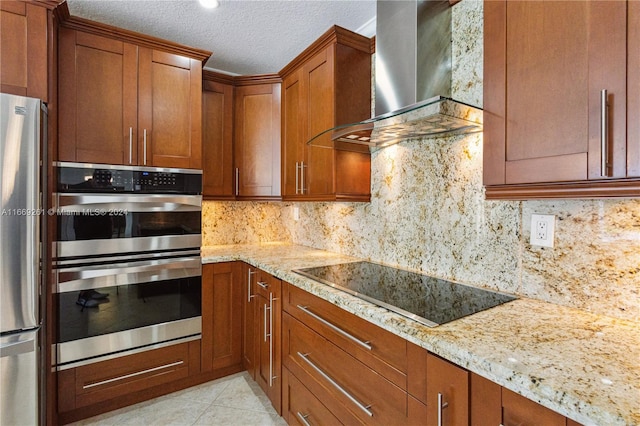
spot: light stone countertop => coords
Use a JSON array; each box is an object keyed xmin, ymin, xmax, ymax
[{"xmin": 202, "ymin": 243, "xmax": 640, "ymax": 426}]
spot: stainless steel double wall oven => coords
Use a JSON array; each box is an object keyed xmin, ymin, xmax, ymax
[{"xmin": 53, "ymin": 162, "xmax": 202, "ymax": 369}]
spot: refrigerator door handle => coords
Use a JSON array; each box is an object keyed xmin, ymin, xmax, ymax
[{"xmin": 0, "ymin": 337, "xmax": 37, "ymax": 359}]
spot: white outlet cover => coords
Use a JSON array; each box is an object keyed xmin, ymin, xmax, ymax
[
  {"xmin": 293, "ymin": 206, "xmax": 300, "ymax": 221},
  {"xmin": 530, "ymin": 214, "xmax": 555, "ymax": 248}
]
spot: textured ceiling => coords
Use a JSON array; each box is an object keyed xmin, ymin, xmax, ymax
[{"xmin": 66, "ymin": 0, "xmax": 377, "ymax": 75}]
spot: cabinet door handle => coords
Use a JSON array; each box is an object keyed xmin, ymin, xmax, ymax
[
  {"xmin": 600, "ymin": 89, "xmax": 610, "ymax": 177},
  {"xmin": 257, "ymin": 281, "xmax": 269, "ymax": 289},
  {"xmin": 235, "ymin": 168, "xmax": 239, "ymax": 196},
  {"xmin": 297, "ymin": 352, "xmax": 373, "ymax": 417},
  {"xmin": 296, "ymin": 412, "xmax": 312, "ymax": 426},
  {"xmin": 247, "ymin": 269, "xmax": 256, "ymax": 302},
  {"xmin": 143, "ymin": 129, "xmax": 148, "ymax": 166},
  {"xmin": 128, "ymin": 127, "xmax": 133, "ymax": 164},
  {"xmin": 83, "ymin": 360, "xmax": 184, "ymax": 389},
  {"xmin": 295, "ymin": 162, "xmax": 300, "ymax": 194},
  {"xmin": 300, "ymin": 161, "xmax": 306, "ymax": 194},
  {"xmin": 437, "ymin": 392, "xmax": 449, "ymax": 426},
  {"xmin": 297, "ymin": 305, "xmax": 372, "ymax": 350},
  {"xmin": 269, "ymin": 292, "xmax": 278, "ymax": 387},
  {"xmin": 264, "ymin": 303, "xmax": 269, "ymax": 342}
]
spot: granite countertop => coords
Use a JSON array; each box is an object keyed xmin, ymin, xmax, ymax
[{"xmin": 202, "ymin": 243, "xmax": 640, "ymax": 426}]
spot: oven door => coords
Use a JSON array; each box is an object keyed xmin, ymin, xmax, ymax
[
  {"xmin": 54, "ymin": 193, "xmax": 202, "ymax": 258},
  {"xmin": 54, "ymin": 254, "xmax": 202, "ymax": 368}
]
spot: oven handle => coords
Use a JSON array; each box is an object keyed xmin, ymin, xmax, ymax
[
  {"xmin": 55, "ymin": 193, "xmax": 202, "ymax": 212},
  {"xmin": 56, "ymin": 257, "xmax": 202, "ymax": 293}
]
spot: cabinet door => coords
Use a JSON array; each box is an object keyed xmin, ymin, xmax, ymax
[
  {"xmin": 202, "ymin": 79, "xmax": 234, "ymax": 198},
  {"xmin": 201, "ymin": 262, "xmax": 242, "ymax": 373},
  {"xmin": 282, "ymin": 69, "xmax": 305, "ymax": 197},
  {"xmin": 303, "ymin": 46, "xmax": 335, "ymax": 197},
  {"xmin": 426, "ymin": 354, "xmax": 468, "ymax": 426},
  {"xmin": 138, "ymin": 48, "xmax": 202, "ymax": 169},
  {"xmin": 58, "ymin": 28, "xmax": 138, "ymax": 165},
  {"xmin": 234, "ymin": 83, "xmax": 282, "ymax": 198},
  {"xmin": 484, "ymin": 0, "xmax": 628, "ymax": 185},
  {"xmin": 502, "ymin": 388, "xmax": 565, "ymax": 426},
  {"xmin": 0, "ymin": 1, "xmax": 47, "ymax": 100},
  {"xmin": 242, "ymin": 263, "xmax": 257, "ymax": 378},
  {"xmin": 255, "ymin": 271, "xmax": 282, "ymax": 415}
]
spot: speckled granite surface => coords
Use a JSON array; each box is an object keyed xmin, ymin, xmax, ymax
[{"xmin": 202, "ymin": 243, "xmax": 640, "ymax": 426}]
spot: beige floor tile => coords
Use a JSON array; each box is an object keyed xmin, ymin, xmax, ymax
[{"xmin": 193, "ymin": 406, "xmax": 282, "ymax": 426}]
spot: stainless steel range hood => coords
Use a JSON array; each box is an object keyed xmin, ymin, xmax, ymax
[{"xmin": 309, "ymin": 0, "xmax": 483, "ymax": 151}]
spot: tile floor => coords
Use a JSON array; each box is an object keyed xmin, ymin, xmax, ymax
[{"xmin": 69, "ymin": 372, "xmax": 287, "ymax": 426}]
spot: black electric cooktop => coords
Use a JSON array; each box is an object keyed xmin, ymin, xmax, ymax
[{"xmin": 293, "ymin": 261, "xmax": 516, "ymax": 327}]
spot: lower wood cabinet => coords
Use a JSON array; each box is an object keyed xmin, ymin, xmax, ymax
[
  {"xmin": 201, "ymin": 262, "xmax": 243, "ymax": 373},
  {"xmin": 282, "ymin": 367, "xmax": 343, "ymax": 426},
  {"xmin": 470, "ymin": 373, "xmax": 582, "ymax": 426},
  {"xmin": 57, "ymin": 341, "xmax": 200, "ymax": 423},
  {"xmin": 254, "ymin": 269, "xmax": 283, "ymax": 414}
]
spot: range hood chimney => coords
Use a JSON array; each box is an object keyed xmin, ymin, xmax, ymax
[{"xmin": 309, "ymin": 0, "xmax": 483, "ymax": 151}]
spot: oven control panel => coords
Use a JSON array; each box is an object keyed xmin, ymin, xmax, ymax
[{"xmin": 56, "ymin": 164, "xmax": 202, "ymax": 194}]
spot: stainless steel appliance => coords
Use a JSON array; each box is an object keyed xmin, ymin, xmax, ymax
[
  {"xmin": 52, "ymin": 163, "xmax": 203, "ymax": 369},
  {"xmin": 294, "ymin": 261, "xmax": 516, "ymax": 327},
  {"xmin": 0, "ymin": 93, "xmax": 46, "ymax": 425}
]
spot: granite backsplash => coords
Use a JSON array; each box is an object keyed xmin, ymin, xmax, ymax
[{"xmin": 203, "ymin": 0, "xmax": 639, "ymax": 322}]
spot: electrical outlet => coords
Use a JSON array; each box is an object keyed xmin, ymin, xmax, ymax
[
  {"xmin": 293, "ymin": 206, "xmax": 300, "ymax": 221},
  {"xmin": 530, "ymin": 214, "xmax": 555, "ymax": 248}
]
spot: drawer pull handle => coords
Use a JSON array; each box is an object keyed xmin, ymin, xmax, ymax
[
  {"xmin": 297, "ymin": 305, "xmax": 372, "ymax": 351},
  {"xmin": 257, "ymin": 281, "xmax": 269, "ymax": 289},
  {"xmin": 437, "ymin": 392, "xmax": 449, "ymax": 426},
  {"xmin": 297, "ymin": 352, "xmax": 373, "ymax": 417},
  {"xmin": 82, "ymin": 360, "xmax": 184, "ymax": 390},
  {"xmin": 296, "ymin": 412, "xmax": 312, "ymax": 426}
]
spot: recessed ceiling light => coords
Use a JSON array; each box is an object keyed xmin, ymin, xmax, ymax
[{"xmin": 199, "ymin": 0, "xmax": 219, "ymax": 9}]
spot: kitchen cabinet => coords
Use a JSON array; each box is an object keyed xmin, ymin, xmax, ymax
[
  {"xmin": 57, "ymin": 341, "xmax": 200, "ymax": 423},
  {"xmin": 280, "ymin": 26, "xmax": 372, "ymax": 202},
  {"xmin": 254, "ymin": 269, "xmax": 282, "ymax": 414},
  {"xmin": 242, "ymin": 263, "xmax": 258, "ymax": 378},
  {"xmin": 282, "ymin": 367, "xmax": 342, "ymax": 426},
  {"xmin": 234, "ymin": 76, "xmax": 282, "ymax": 199},
  {"xmin": 483, "ymin": 0, "xmax": 640, "ymax": 199},
  {"xmin": 426, "ymin": 354, "xmax": 468, "ymax": 426},
  {"xmin": 282, "ymin": 282, "xmax": 409, "ymax": 425},
  {"xmin": 470, "ymin": 373, "xmax": 583, "ymax": 426},
  {"xmin": 202, "ymin": 72, "xmax": 235, "ymax": 198},
  {"xmin": 201, "ymin": 262, "xmax": 243, "ymax": 374},
  {"xmin": 58, "ymin": 20, "xmax": 208, "ymax": 168},
  {"xmin": 0, "ymin": 0, "xmax": 50, "ymax": 101}
]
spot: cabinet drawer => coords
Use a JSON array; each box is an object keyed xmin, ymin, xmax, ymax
[
  {"xmin": 283, "ymin": 313, "xmax": 407, "ymax": 425},
  {"xmin": 283, "ymin": 367, "xmax": 343, "ymax": 426},
  {"xmin": 59, "ymin": 342, "xmax": 191, "ymax": 411},
  {"xmin": 283, "ymin": 283, "xmax": 407, "ymax": 388}
]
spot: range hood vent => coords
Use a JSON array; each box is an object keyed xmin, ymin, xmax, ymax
[{"xmin": 308, "ymin": 0, "xmax": 483, "ymax": 151}]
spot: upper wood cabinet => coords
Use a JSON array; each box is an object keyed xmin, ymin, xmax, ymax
[
  {"xmin": 234, "ymin": 76, "xmax": 282, "ymax": 199},
  {"xmin": 58, "ymin": 18, "xmax": 209, "ymax": 168},
  {"xmin": 280, "ymin": 26, "xmax": 372, "ymax": 202},
  {"xmin": 0, "ymin": 0, "xmax": 52, "ymax": 101},
  {"xmin": 202, "ymin": 73, "xmax": 281, "ymax": 200},
  {"xmin": 483, "ymin": 0, "xmax": 640, "ymax": 199},
  {"xmin": 202, "ymin": 72, "xmax": 235, "ymax": 198}
]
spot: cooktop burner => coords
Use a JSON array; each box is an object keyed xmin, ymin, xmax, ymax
[{"xmin": 293, "ymin": 261, "xmax": 516, "ymax": 327}]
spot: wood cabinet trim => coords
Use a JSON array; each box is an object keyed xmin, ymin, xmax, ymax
[
  {"xmin": 57, "ymin": 4, "xmax": 211, "ymax": 62},
  {"xmin": 628, "ymin": 0, "xmax": 640, "ymax": 177},
  {"xmin": 485, "ymin": 178, "xmax": 640, "ymax": 199},
  {"xmin": 279, "ymin": 25, "xmax": 371, "ymax": 78}
]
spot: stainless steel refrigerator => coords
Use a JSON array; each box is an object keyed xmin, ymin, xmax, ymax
[{"xmin": 0, "ymin": 93, "xmax": 46, "ymax": 425}]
